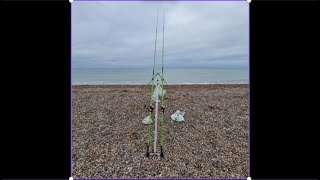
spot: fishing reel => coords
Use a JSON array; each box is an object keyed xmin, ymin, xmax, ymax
[
  {"xmin": 144, "ymin": 104, "xmax": 154, "ymax": 112},
  {"xmin": 161, "ymin": 105, "xmax": 165, "ymax": 112}
]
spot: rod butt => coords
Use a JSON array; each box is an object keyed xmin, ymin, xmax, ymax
[{"xmin": 146, "ymin": 144, "xmax": 150, "ymax": 157}]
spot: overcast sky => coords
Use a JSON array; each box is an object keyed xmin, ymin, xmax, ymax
[{"xmin": 72, "ymin": 1, "xmax": 248, "ymax": 69}]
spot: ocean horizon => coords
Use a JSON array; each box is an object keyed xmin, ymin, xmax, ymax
[{"xmin": 72, "ymin": 67, "xmax": 249, "ymax": 85}]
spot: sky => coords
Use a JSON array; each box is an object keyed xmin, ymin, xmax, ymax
[{"xmin": 72, "ymin": 1, "xmax": 249, "ymax": 69}]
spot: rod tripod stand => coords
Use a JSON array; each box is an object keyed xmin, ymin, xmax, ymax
[{"xmin": 146, "ymin": 74, "xmax": 165, "ymax": 158}]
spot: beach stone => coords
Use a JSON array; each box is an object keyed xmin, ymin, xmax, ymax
[{"xmin": 72, "ymin": 84, "xmax": 248, "ymax": 178}]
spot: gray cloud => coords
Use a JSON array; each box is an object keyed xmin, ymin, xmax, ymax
[{"xmin": 72, "ymin": 1, "xmax": 248, "ymax": 68}]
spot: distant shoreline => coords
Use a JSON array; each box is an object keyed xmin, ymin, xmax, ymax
[{"xmin": 72, "ymin": 83, "xmax": 249, "ymax": 86}]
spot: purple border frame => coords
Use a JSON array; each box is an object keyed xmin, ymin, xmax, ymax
[
  {"xmin": 248, "ymin": 2, "xmax": 250, "ymax": 177},
  {"xmin": 70, "ymin": 0, "xmax": 250, "ymax": 179},
  {"xmin": 75, "ymin": 179, "xmax": 246, "ymax": 180},
  {"xmin": 74, "ymin": 0, "xmax": 246, "ymax": 2},
  {"xmin": 74, "ymin": 0, "xmax": 244, "ymax": 1},
  {"xmin": 71, "ymin": 2, "xmax": 73, "ymax": 177}
]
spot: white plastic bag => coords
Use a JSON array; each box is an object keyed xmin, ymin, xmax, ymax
[
  {"xmin": 171, "ymin": 110, "xmax": 185, "ymax": 122},
  {"xmin": 152, "ymin": 86, "xmax": 165, "ymax": 102},
  {"xmin": 142, "ymin": 115, "xmax": 152, "ymax": 125}
]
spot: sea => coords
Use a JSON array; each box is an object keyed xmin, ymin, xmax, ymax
[{"xmin": 72, "ymin": 68, "xmax": 249, "ymax": 85}]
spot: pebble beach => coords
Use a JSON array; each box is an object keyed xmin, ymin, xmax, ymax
[{"xmin": 72, "ymin": 84, "xmax": 249, "ymax": 178}]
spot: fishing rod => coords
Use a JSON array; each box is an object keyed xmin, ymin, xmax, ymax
[
  {"xmin": 145, "ymin": 9, "xmax": 166, "ymax": 158},
  {"xmin": 146, "ymin": 8, "xmax": 159, "ymax": 157},
  {"xmin": 159, "ymin": 9, "xmax": 165, "ymax": 158}
]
